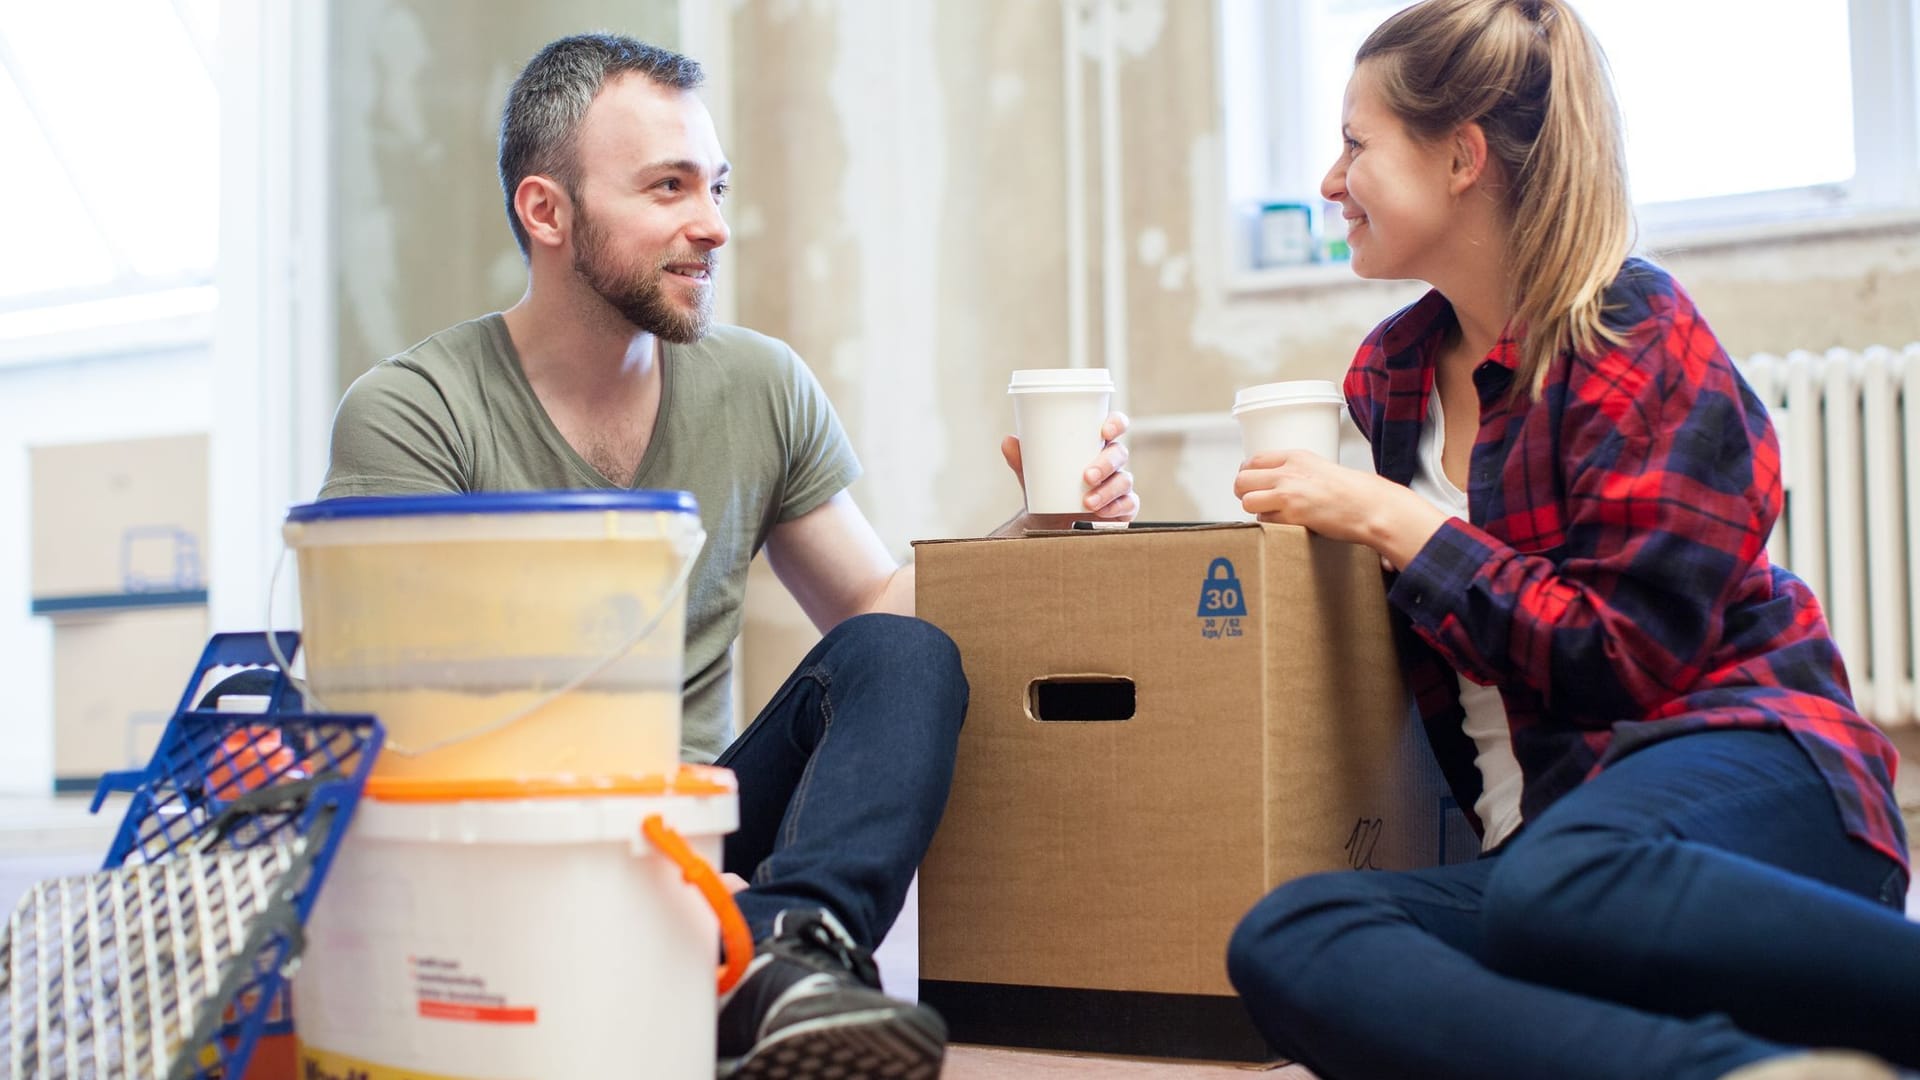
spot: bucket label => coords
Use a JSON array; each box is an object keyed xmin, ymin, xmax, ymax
[
  {"xmin": 1196, "ymin": 557, "xmax": 1247, "ymax": 640},
  {"xmin": 410, "ymin": 954, "xmax": 538, "ymax": 1024}
]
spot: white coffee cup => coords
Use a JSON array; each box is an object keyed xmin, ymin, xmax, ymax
[
  {"xmin": 1008, "ymin": 368, "xmax": 1115, "ymax": 515},
  {"xmin": 1233, "ymin": 380, "xmax": 1345, "ymax": 460}
]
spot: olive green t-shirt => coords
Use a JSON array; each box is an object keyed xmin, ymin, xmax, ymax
[{"xmin": 318, "ymin": 314, "xmax": 861, "ymax": 762}]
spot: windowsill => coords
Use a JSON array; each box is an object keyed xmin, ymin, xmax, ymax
[
  {"xmin": 1221, "ymin": 207, "xmax": 1920, "ymax": 298},
  {"xmin": 0, "ymin": 285, "xmax": 218, "ymax": 369},
  {"xmin": 1640, "ymin": 207, "xmax": 1920, "ymax": 254},
  {"xmin": 1223, "ymin": 260, "xmax": 1375, "ymax": 295}
]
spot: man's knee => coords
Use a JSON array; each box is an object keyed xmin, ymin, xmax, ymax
[
  {"xmin": 829, "ymin": 614, "xmax": 966, "ymax": 693},
  {"xmin": 827, "ymin": 612, "xmax": 948, "ymax": 657},
  {"xmin": 823, "ymin": 614, "xmax": 968, "ymax": 739}
]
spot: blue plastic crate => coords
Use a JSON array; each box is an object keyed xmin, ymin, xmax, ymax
[{"xmin": 0, "ymin": 631, "xmax": 382, "ymax": 1080}]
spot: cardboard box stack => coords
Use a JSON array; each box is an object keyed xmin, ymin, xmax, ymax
[
  {"xmin": 30, "ymin": 434, "xmax": 210, "ymax": 791},
  {"xmin": 912, "ymin": 523, "xmax": 1474, "ymax": 1061}
]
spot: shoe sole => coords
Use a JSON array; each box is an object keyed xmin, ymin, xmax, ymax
[{"xmin": 727, "ymin": 1005, "xmax": 945, "ymax": 1079}]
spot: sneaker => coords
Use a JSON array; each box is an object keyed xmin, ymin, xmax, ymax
[{"xmin": 716, "ymin": 908, "xmax": 946, "ymax": 1079}]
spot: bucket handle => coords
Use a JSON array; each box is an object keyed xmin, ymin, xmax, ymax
[
  {"xmin": 642, "ymin": 813, "xmax": 753, "ymax": 994},
  {"xmin": 265, "ymin": 526, "xmax": 707, "ymax": 757}
]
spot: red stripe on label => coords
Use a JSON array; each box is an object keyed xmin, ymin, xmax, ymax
[{"xmin": 418, "ymin": 1000, "xmax": 538, "ymax": 1024}]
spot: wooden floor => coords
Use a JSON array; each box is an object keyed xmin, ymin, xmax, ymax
[{"xmin": 946, "ymin": 1045, "xmax": 1309, "ymax": 1076}]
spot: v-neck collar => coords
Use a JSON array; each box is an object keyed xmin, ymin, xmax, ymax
[{"xmin": 487, "ymin": 313, "xmax": 677, "ymax": 490}]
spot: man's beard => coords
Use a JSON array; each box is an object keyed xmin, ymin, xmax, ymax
[{"xmin": 572, "ymin": 203, "xmax": 714, "ymax": 344}]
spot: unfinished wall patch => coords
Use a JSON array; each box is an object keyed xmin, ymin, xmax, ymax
[
  {"xmin": 990, "ymin": 71, "xmax": 1026, "ymax": 111},
  {"xmin": 334, "ymin": 0, "xmax": 432, "ymax": 374},
  {"xmin": 1137, "ymin": 226, "xmax": 1169, "ymax": 266},
  {"xmin": 826, "ymin": 1, "xmax": 949, "ymax": 550},
  {"xmin": 488, "ymin": 250, "xmax": 524, "ymax": 299},
  {"xmin": 803, "ymin": 242, "xmax": 831, "ymax": 283},
  {"xmin": 1159, "ymin": 254, "xmax": 1190, "ymax": 291}
]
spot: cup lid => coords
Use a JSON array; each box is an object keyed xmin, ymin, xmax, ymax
[
  {"xmin": 1232, "ymin": 380, "xmax": 1345, "ymax": 414},
  {"xmin": 1008, "ymin": 368, "xmax": 1115, "ymax": 393}
]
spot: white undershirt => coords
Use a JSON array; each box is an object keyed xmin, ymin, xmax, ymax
[{"xmin": 1406, "ymin": 391, "xmax": 1525, "ymax": 851}]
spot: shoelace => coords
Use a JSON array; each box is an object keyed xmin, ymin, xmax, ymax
[{"xmin": 793, "ymin": 918, "xmax": 882, "ymax": 990}]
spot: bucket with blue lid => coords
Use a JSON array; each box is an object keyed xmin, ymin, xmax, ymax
[{"xmin": 281, "ymin": 491, "xmax": 707, "ymax": 783}]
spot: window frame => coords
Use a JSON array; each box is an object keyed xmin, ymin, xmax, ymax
[{"xmin": 0, "ymin": 2, "xmax": 220, "ymax": 366}]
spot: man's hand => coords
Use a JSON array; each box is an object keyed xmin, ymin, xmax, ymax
[{"xmin": 996, "ymin": 412, "xmax": 1138, "ymax": 534}]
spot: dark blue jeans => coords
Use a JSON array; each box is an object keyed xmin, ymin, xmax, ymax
[
  {"xmin": 1228, "ymin": 729, "xmax": 1917, "ymax": 1080},
  {"xmin": 714, "ymin": 613, "xmax": 967, "ymax": 949}
]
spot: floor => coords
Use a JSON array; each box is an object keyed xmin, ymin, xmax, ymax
[
  {"xmin": 945, "ymin": 1047, "xmax": 1302, "ymax": 1076},
  {"xmin": 4, "ymin": 793, "xmax": 1915, "ymax": 1079},
  {"xmin": 0, "ymin": 793, "xmax": 123, "ymax": 925},
  {"xmin": 2, "ymin": 794, "xmax": 1300, "ymax": 1076}
]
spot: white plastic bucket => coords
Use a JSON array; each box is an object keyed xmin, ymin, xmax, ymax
[
  {"xmin": 281, "ymin": 492, "xmax": 706, "ymax": 782},
  {"xmin": 294, "ymin": 766, "xmax": 749, "ymax": 1080}
]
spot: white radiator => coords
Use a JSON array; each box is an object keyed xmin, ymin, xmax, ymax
[{"xmin": 1737, "ymin": 344, "xmax": 1920, "ymax": 727}]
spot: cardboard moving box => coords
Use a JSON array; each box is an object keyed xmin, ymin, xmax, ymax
[
  {"xmin": 51, "ymin": 606, "xmax": 210, "ymax": 792},
  {"xmin": 30, "ymin": 434, "xmax": 210, "ymax": 791},
  {"xmin": 30, "ymin": 433, "xmax": 209, "ymax": 607},
  {"xmin": 913, "ymin": 523, "xmax": 1471, "ymax": 1061}
]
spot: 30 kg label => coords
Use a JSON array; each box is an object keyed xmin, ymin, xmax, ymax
[{"xmin": 1196, "ymin": 557, "xmax": 1247, "ymax": 639}]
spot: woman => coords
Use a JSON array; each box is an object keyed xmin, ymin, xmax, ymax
[{"xmin": 1225, "ymin": 2, "xmax": 1918, "ymax": 1078}]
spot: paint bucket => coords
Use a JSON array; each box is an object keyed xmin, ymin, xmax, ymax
[
  {"xmin": 281, "ymin": 492, "xmax": 706, "ymax": 782},
  {"xmin": 293, "ymin": 766, "xmax": 749, "ymax": 1079}
]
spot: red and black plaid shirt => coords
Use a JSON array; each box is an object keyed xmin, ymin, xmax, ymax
[{"xmin": 1346, "ymin": 258, "xmax": 1906, "ymax": 870}]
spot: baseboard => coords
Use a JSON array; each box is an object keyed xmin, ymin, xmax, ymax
[
  {"xmin": 52, "ymin": 776, "xmax": 102, "ymax": 795},
  {"xmin": 919, "ymin": 980, "xmax": 1276, "ymax": 1063}
]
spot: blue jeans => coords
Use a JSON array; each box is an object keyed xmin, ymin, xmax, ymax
[
  {"xmin": 1228, "ymin": 729, "xmax": 1917, "ymax": 1080},
  {"xmin": 714, "ymin": 613, "xmax": 967, "ymax": 949}
]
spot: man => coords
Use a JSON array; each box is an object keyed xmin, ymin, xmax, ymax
[{"xmin": 320, "ymin": 33, "xmax": 1137, "ymax": 1079}]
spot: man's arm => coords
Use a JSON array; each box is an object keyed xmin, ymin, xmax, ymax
[
  {"xmin": 763, "ymin": 491, "xmax": 913, "ymax": 631},
  {"xmin": 763, "ymin": 411, "xmax": 1139, "ymax": 630}
]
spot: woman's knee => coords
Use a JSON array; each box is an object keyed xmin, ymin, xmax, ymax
[
  {"xmin": 1481, "ymin": 825, "xmax": 1641, "ymax": 968},
  {"xmin": 1228, "ymin": 871, "xmax": 1381, "ymax": 1000}
]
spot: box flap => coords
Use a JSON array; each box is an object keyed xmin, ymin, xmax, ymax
[{"xmin": 910, "ymin": 521, "xmax": 1265, "ymax": 549}]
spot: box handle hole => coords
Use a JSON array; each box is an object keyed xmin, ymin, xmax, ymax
[{"xmin": 1027, "ymin": 676, "xmax": 1136, "ymax": 722}]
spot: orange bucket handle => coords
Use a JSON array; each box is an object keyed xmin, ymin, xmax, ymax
[{"xmin": 642, "ymin": 813, "xmax": 754, "ymax": 994}]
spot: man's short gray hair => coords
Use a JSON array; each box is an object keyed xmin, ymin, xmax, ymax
[{"xmin": 498, "ymin": 33, "xmax": 704, "ymax": 255}]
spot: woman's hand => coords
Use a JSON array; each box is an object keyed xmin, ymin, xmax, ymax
[{"xmin": 1233, "ymin": 450, "xmax": 1450, "ymax": 569}]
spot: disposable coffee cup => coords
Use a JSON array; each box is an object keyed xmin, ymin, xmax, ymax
[
  {"xmin": 1232, "ymin": 380, "xmax": 1344, "ymax": 460},
  {"xmin": 1008, "ymin": 368, "xmax": 1115, "ymax": 515}
]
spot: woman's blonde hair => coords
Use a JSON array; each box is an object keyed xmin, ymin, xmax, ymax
[{"xmin": 1357, "ymin": 0, "xmax": 1633, "ymax": 399}]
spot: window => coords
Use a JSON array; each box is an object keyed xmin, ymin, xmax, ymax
[
  {"xmin": 0, "ymin": 1, "xmax": 220, "ymax": 359},
  {"xmin": 1222, "ymin": 0, "xmax": 1920, "ymax": 278}
]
